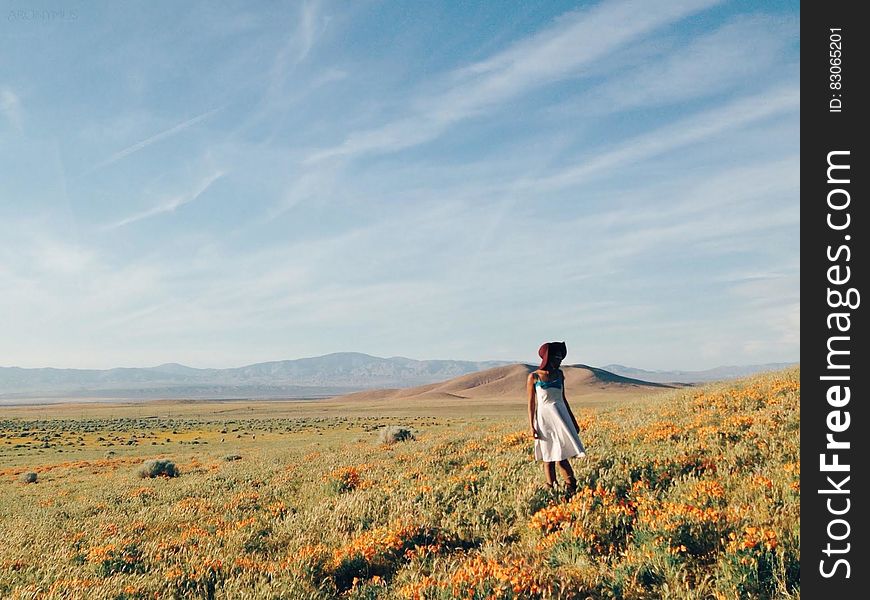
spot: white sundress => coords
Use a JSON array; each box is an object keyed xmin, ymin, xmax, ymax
[{"xmin": 533, "ymin": 371, "xmax": 586, "ymax": 462}]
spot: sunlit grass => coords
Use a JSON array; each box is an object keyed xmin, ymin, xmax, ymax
[{"xmin": 0, "ymin": 369, "xmax": 799, "ymax": 599}]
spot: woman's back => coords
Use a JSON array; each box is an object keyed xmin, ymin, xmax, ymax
[{"xmin": 533, "ymin": 369, "xmax": 564, "ymax": 403}]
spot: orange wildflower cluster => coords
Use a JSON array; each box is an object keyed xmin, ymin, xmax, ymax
[
  {"xmin": 727, "ymin": 526, "xmax": 779, "ymax": 553},
  {"xmin": 638, "ymin": 421, "xmax": 681, "ymax": 442},
  {"xmin": 694, "ymin": 386, "xmax": 754, "ymax": 410},
  {"xmin": 779, "ymin": 460, "xmax": 801, "ymax": 492},
  {"xmin": 65, "ymin": 531, "xmax": 87, "ymax": 545},
  {"xmin": 173, "ymin": 496, "xmax": 213, "ymax": 514},
  {"xmin": 691, "ymin": 391, "xmax": 731, "ymax": 412},
  {"xmin": 502, "ymin": 431, "xmax": 528, "ymax": 447},
  {"xmin": 534, "ymin": 532, "xmax": 562, "ymax": 551},
  {"xmin": 577, "ymin": 414, "xmax": 596, "ymax": 431},
  {"xmin": 225, "ymin": 491, "xmax": 260, "ymax": 511},
  {"xmin": 692, "ymin": 424, "xmax": 720, "ymax": 441},
  {"xmin": 267, "ymin": 500, "xmax": 289, "ymax": 517},
  {"xmin": 85, "ymin": 544, "xmax": 118, "ymax": 563},
  {"xmin": 287, "ymin": 543, "xmax": 329, "ymax": 566},
  {"xmin": 447, "ymin": 473, "xmax": 480, "ymax": 491},
  {"xmin": 529, "ymin": 501, "xmax": 574, "ymax": 535},
  {"xmin": 462, "ymin": 459, "xmax": 488, "ymax": 472},
  {"xmin": 636, "ymin": 498, "xmax": 726, "ymax": 530},
  {"xmin": 403, "ymin": 543, "xmax": 443, "ymax": 561},
  {"xmin": 268, "ymin": 543, "xmax": 331, "ymax": 579},
  {"xmin": 769, "ymin": 378, "xmax": 800, "ymax": 397},
  {"xmin": 461, "ymin": 440, "xmax": 484, "ymax": 454},
  {"xmin": 399, "ymin": 556, "xmax": 546, "ymax": 599},
  {"xmin": 232, "ymin": 556, "xmax": 281, "ymax": 574},
  {"xmin": 128, "ymin": 486, "xmax": 155, "ymax": 499},
  {"xmin": 326, "ymin": 465, "xmax": 372, "ymax": 492},
  {"xmin": 686, "ymin": 480, "xmax": 725, "ymax": 503},
  {"xmin": 529, "ymin": 485, "xmax": 636, "ymax": 539},
  {"xmin": 127, "ymin": 520, "xmax": 147, "ymax": 534},
  {"xmin": 152, "ymin": 540, "xmax": 184, "ymax": 561},
  {"xmin": 180, "ymin": 457, "xmax": 203, "ymax": 472},
  {"xmin": 332, "ymin": 520, "xmax": 427, "ymax": 566},
  {"xmin": 723, "ymin": 415, "xmax": 754, "ymax": 430},
  {"xmin": 85, "ymin": 541, "xmax": 142, "ymax": 572},
  {"xmin": 179, "ymin": 525, "xmax": 210, "ymax": 543},
  {"xmin": 165, "ymin": 558, "xmax": 224, "ymax": 585},
  {"xmin": 234, "ymin": 516, "xmax": 257, "ymax": 529},
  {"xmin": 634, "ymin": 491, "xmax": 732, "ymax": 559},
  {"xmin": 752, "ymin": 475, "xmax": 774, "ymax": 490},
  {"xmin": 449, "ymin": 555, "xmax": 546, "ymax": 598},
  {"xmin": 398, "ymin": 575, "xmax": 438, "ymax": 600}
]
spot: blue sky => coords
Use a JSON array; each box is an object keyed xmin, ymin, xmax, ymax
[{"xmin": 0, "ymin": 0, "xmax": 799, "ymax": 370}]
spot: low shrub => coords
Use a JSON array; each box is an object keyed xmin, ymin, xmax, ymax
[
  {"xmin": 137, "ymin": 459, "xmax": 179, "ymax": 478},
  {"xmin": 378, "ymin": 426, "xmax": 414, "ymax": 445}
]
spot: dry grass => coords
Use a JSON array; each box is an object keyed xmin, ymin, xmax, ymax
[{"xmin": 0, "ymin": 369, "xmax": 798, "ymax": 599}]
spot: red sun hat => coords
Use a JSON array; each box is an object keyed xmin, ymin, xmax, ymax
[{"xmin": 538, "ymin": 341, "xmax": 567, "ymax": 370}]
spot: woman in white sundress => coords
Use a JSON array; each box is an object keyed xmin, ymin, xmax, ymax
[{"xmin": 527, "ymin": 341, "xmax": 586, "ymax": 495}]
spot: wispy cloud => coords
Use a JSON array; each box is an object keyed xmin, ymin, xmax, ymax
[
  {"xmin": 82, "ymin": 107, "xmax": 223, "ymax": 175},
  {"xmin": 105, "ymin": 170, "xmax": 225, "ymax": 229},
  {"xmin": 294, "ymin": 0, "xmax": 328, "ymax": 65},
  {"xmin": 0, "ymin": 0, "xmax": 799, "ymax": 370},
  {"xmin": 305, "ymin": 0, "xmax": 723, "ymax": 163},
  {"xmin": 513, "ymin": 84, "xmax": 799, "ymax": 192},
  {"xmin": 0, "ymin": 87, "xmax": 23, "ymax": 131},
  {"xmin": 571, "ymin": 14, "xmax": 798, "ymax": 115},
  {"xmin": 266, "ymin": 0, "xmax": 332, "ymax": 101}
]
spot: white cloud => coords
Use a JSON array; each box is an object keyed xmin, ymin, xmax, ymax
[
  {"xmin": 513, "ymin": 85, "xmax": 799, "ymax": 192},
  {"xmin": 0, "ymin": 0, "xmax": 798, "ymax": 370},
  {"xmin": 105, "ymin": 170, "xmax": 225, "ymax": 229},
  {"xmin": 305, "ymin": 0, "xmax": 723, "ymax": 163},
  {"xmin": 83, "ymin": 107, "xmax": 223, "ymax": 175},
  {"xmin": 578, "ymin": 14, "xmax": 798, "ymax": 113},
  {"xmin": 265, "ymin": 0, "xmax": 331, "ymax": 100}
]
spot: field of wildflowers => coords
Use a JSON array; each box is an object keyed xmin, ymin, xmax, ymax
[{"xmin": 0, "ymin": 368, "xmax": 799, "ymax": 599}]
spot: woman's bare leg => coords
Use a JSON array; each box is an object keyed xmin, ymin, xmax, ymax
[
  {"xmin": 543, "ymin": 462, "xmax": 557, "ymax": 487},
  {"xmin": 557, "ymin": 459, "xmax": 577, "ymax": 496}
]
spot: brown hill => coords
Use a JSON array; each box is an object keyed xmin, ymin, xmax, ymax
[{"xmin": 329, "ymin": 363, "xmax": 676, "ymax": 404}]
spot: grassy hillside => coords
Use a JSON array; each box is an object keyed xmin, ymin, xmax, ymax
[{"xmin": 0, "ymin": 368, "xmax": 799, "ymax": 599}]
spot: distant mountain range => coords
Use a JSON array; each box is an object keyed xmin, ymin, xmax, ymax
[
  {"xmin": 0, "ymin": 353, "xmax": 797, "ymax": 404},
  {"xmin": 602, "ymin": 363, "xmax": 797, "ymax": 384},
  {"xmin": 0, "ymin": 352, "xmax": 513, "ymax": 402}
]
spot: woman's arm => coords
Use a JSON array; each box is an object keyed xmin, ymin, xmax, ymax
[{"xmin": 527, "ymin": 372, "xmax": 538, "ymax": 438}]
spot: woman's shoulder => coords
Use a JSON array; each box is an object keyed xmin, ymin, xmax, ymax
[
  {"xmin": 532, "ymin": 369, "xmax": 562, "ymax": 381},
  {"xmin": 530, "ymin": 369, "xmax": 547, "ymax": 381}
]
